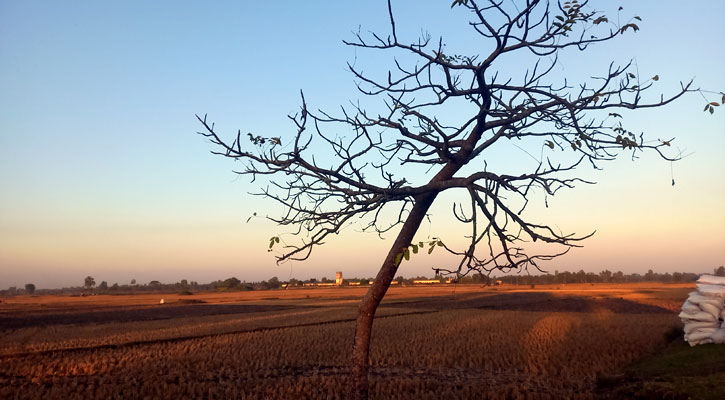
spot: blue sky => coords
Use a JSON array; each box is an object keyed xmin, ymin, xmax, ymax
[{"xmin": 1, "ymin": 1, "xmax": 723, "ymax": 289}]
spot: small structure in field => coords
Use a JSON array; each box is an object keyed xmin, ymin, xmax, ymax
[
  {"xmin": 335, "ymin": 272, "xmax": 343, "ymax": 286},
  {"xmin": 413, "ymin": 279, "xmax": 440, "ymax": 284},
  {"xmin": 159, "ymin": 298, "xmax": 165, "ymax": 305}
]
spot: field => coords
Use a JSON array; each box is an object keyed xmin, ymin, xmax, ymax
[{"xmin": 0, "ymin": 283, "xmax": 704, "ymax": 399}]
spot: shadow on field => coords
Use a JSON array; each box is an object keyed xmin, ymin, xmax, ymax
[
  {"xmin": 383, "ymin": 291, "xmax": 673, "ymax": 314},
  {"xmin": 0, "ymin": 303, "xmax": 300, "ymax": 330}
]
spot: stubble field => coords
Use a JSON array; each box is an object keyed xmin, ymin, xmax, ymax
[{"xmin": 0, "ymin": 283, "xmax": 693, "ymax": 399}]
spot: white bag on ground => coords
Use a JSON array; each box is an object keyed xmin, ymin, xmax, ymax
[
  {"xmin": 679, "ymin": 311, "xmax": 717, "ymax": 322},
  {"xmin": 700, "ymin": 302, "xmax": 722, "ymax": 319},
  {"xmin": 681, "ymin": 301, "xmax": 700, "ymax": 314},
  {"xmin": 696, "ymin": 283, "xmax": 725, "ymax": 298},
  {"xmin": 711, "ymin": 329, "xmax": 725, "ymax": 344},
  {"xmin": 686, "ymin": 292, "xmax": 724, "ymax": 306},
  {"xmin": 697, "ymin": 275, "xmax": 725, "ymax": 285},
  {"xmin": 683, "ymin": 321, "xmax": 719, "ymax": 334}
]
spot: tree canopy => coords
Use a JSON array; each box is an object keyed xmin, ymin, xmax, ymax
[{"xmin": 200, "ymin": 0, "xmax": 720, "ymax": 278}]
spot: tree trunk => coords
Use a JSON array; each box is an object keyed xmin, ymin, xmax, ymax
[
  {"xmin": 349, "ymin": 191, "xmax": 437, "ymax": 400},
  {"xmin": 348, "ymin": 123, "xmax": 481, "ymax": 399}
]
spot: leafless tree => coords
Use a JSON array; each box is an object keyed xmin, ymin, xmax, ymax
[{"xmin": 198, "ymin": 1, "xmax": 721, "ymax": 398}]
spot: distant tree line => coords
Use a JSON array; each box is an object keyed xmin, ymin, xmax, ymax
[
  {"xmin": 2, "ymin": 266, "xmax": 723, "ymax": 297},
  {"xmin": 491, "ymin": 268, "xmax": 715, "ymax": 286}
]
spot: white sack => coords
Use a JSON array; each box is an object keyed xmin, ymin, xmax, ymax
[
  {"xmin": 681, "ymin": 301, "xmax": 701, "ymax": 314},
  {"xmin": 686, "ymin": 329, "xmax": 718, "ymax": 342},
  {"xmin": 688, "ymin": 337, "xmax": 714, "ymax": 347},
  {"xmin": 711, "ymin": 329, "xmax": 725, "ymax": 344},
  {"xmin": 700, "ymin": 302, "xmax": 723, "ymax": 319},
  {"xmin": 697, "ymin": 275, "xmax": 725, "ymax": 285},
  {"xmin": 686, "ymin": 292, "xmax": 723, "ymax": 307},
  {"xmin": 683, "ymin": 321, "xmax": 719, "ymax": 334},
  {"xmin": 679, "ymin": 311, "xmax": 717, "ymax": 322},
  {"xmin": 696, "ymin": 284, "xmax": 725, "ymax": 298}
]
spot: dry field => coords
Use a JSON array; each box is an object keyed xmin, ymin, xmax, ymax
[{"xmin": 0, "ymin": 283, "xmax": 693, "ymax": 399}]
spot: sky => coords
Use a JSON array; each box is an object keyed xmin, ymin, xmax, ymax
[{"xmin": 1, "ymin": 1, "xmax": 723, "ymax": 289}]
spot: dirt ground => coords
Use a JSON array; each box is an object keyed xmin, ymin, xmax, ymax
[
  {"xmin": 0, "ymin": 282, "xmax": 691, "ymax": 332},
  {"xmin": 0, "ymin": 282, "xmax": 696, "ymax": 399}
]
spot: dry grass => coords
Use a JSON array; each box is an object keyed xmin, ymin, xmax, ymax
[{"xmin": 0, "ymin": 283, "xmax": 689, "ymax": 399}]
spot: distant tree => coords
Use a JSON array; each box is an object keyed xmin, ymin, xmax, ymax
[
  {"xmin": 267, "ymin": 276, "xmax": 281, "ymax": 289},
  {"xmin": 199, "ymin": 1, "xmax": 721, "ymax": 397},
  {"xmin": 216, "ymin": 277, "xmax": 242, "ymax": 291},
  {"xmin": 645, "ymin": 269, "xmax": 655, "ymax": 281},
  {"xmin": 148, "ymin": 280, "xmax": 161, "ymax": 287},
  {"xmin": 471, "ymin": 273, "xmax": 489, "ymax": 285},
  {"xmin": 715, "ymin": 266, "xmax": 725, "ymax": 277},
  {"xmin": 111, "ymin": 283, "xmax": 119, "ymax": 291},
  {"xmin": 130, "ymin": 279, "xmax": 136, "ymax": 285},
  {"xmin": 84, "ymin": 276, "xmax": 95, "ymax": 290},
  {"xmin": 98, "ymin": 281, "xmax": 108, "ymax": 291},
  {"xmin": 180, "ymin": 279, "xmax": 189, "ymax": 288},
  {"xmin": 24, "ymin": 283, "xmax": 35, "ymax": 295}
]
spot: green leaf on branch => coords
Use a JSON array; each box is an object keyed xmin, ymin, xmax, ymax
[
  {"xmin": 620, "ymin": 23, "xmax": 640, "ymax": 33},
  {"xmin": 545, "ymin": 140, "xmax": 555, "ymax": 149},
  {"xmin": 403, "ymin": 248, "xmax": 410, "ymax": 261},
  {"xmin": 394, "ymin": 252, "xmax": 403, "ymax": 266},
  {"xmin": 652, "ymin": 75, "xmax": 659, "ymax": 81}
]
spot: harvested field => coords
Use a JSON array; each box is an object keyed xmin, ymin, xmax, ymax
[{"xmin": 0, "ymin": 283, "xmax": 694, "ymax": 399}]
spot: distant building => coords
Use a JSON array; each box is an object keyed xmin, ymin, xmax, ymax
[{"xmin": 413, "ymin": 279, "xmax": 440, "ymax": 284}]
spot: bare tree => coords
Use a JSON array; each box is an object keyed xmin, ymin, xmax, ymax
[{"xmin": 198, "ymin": 1, "xmax": 720, "ymax": 398}]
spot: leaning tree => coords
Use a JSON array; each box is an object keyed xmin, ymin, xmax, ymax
[{"xmin": 198, "ymin": 0, "xmax": 721, "ymax": 398}]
